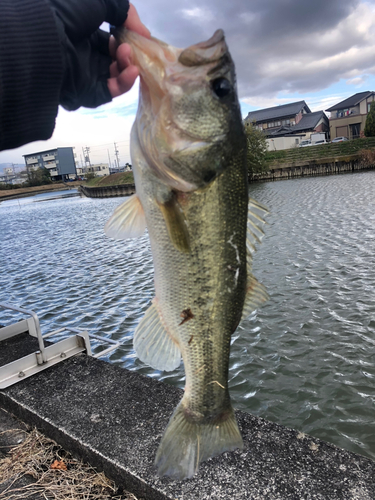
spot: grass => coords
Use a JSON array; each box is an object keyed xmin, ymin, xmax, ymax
[
  {"xmin": 0, "ymin": 173, "xmax": 135, "ymax": 200},
  {"xmin": 264, "ymin": 137, "xmax": 375, "ymax": 168},
  {"xmin": 85, "ymin": 172, "xmax": 134, "ymax": 187},
  {"xmin": 0, "ymin": 426, "xmax": 139, "ymax": 500}
]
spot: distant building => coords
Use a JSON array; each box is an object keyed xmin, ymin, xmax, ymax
[
  {"xmin": 0, "ymin": 166, "xmax": 19, "ymax": 185},
  {"xmin": 23, "ymin": 147, "xmax": 77, "ymax": 181},
  {"xmin": 244, "ymin": 100, "xmax": 329, "ymax": 150},
  {"xmin": 326, "ymin": 91, "xmax": 375, "ymax": 140},
  {"xmin": 0, "ymin": 172, "xmax": 27, "ymax": 185},
  {"xmin": 76, "ymin": 166, "xmax": 85, "ymax": 178},
  {"xmin": 109, "ymin": 163, "xmax": 132, "ymax": 175},
  {"xmin": 86, "ymin": 163, "xmax": 110, "ymax": 177}
]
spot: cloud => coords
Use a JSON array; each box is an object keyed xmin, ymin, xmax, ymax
[
  {"xmin": 180, "ymin": 7, "xmax": 215, "ymax": 23},
  {"xmin": 136, "ymin": 0, "xmax": 375, "ymax": 101},
  {"xmin": 346, "ymin": 76, "xmax": 369, "ymax": 86},
  {"xmin": 2, "ymin": 0, "xmax": 375, "ymax": 165}
]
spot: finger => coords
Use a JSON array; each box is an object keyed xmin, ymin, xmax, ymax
[
  {"xmin": 109, "ymin": 61, "xmax": 120, "ymax": 79},
  {"xmin": 125, "ymin": 3, "xmax": 151, "ymax": 39},
  {"xmin": 108, "ymin": 65, "xmax": 139, "ymax": 98},
  {"xmin": 109, "ymin": 36, "xmax": 118, "ymax": 60},
  {"xmin": 116, "ymin": 43, "xmax": 132, "ymax": 72}
]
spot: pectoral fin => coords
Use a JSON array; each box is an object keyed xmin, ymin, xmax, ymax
[
  {"xmin": 104, "ymin": 194, "xmax": 146, "ymax": 240},
  {"xmin": 157, "ymin": 192, "xmax": 190, "ymax": 253},
  {"xmin": 134, "ymin": 300, "xmax": 181, "ymax": 371}
]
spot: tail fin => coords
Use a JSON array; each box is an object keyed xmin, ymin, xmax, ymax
[{"xmin": 155, "ymin": 401, "xmax": 243, "ymax": 479}]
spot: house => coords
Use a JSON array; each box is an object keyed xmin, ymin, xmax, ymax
[
  {"xmin": 86, "ymin": 163, "xmax": 110, "ymax": 177},
  {"xmin": 326, "ymin": 91, "xmax": 375, "ymax": 140},
  {"xmin": 0, "ymin": 167, "xmax": 27, "ymax": 185},
  {"xmin": 244, "ymin": 101, "xmax": 329, "ymax": 150},
  {"xmin": 23, "ymin": 147, "xmax": 77, "ymax": 181}
]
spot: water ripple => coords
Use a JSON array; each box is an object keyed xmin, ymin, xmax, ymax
[{"xmin": 1, "ymin": 174, "xmax": 375, "ymax": 461}]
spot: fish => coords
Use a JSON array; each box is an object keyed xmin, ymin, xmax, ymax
[{"xmin": 105, "ymin": 27, "xmax": 268, "ymax": 480}]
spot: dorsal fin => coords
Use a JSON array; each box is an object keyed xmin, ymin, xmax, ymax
[
  {"xmin": 242, "ymin": 198, "xmax": 269, "ymax": 321},
  {"xmin": 246, "ymin": 198, "xmax": 269, "ymax": 267}
]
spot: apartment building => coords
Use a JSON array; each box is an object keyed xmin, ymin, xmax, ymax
[{"xmin": 23, "ymin": 147, "xmax": 77, "ymax": 181}]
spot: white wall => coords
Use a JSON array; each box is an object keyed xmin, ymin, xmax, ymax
[
  {"xmin": 87, "ymin": 163, "xmax": 110, "ymax": 177},
  {"xmin": 267, "ymin": 136, "xmax": 305, "ymax": 151}
]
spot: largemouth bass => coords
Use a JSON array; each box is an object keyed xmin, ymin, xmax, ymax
[{"xmin": 105, "ymin": 28, "xmax": 268, "ymax": 479}]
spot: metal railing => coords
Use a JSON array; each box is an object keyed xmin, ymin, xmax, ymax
[{"xmin": 0, "ymin": 302, "xmax": 120, "ymax": 388}]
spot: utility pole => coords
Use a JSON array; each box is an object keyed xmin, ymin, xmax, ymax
[
  {"xmin": 114, "ymin": 142, "xmax": 120, "ymax": 171},
  {"xmin": 80, "ymin": 154, "xmax": 85, "ymax": 176},
  {"xmin": 107, "ymin": 149, "xmax": 112, "ymax": 172},
  {"xmin": 83, "ymin": 146, "xmax": 91, "ymax": 167}
]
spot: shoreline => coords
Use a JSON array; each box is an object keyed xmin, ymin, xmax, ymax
[
  {"xmin": 1, "ymin": 157, "xmax": 374, "ymax": 202},
  {"xmin": 0, "ymin": 181, "xmax": 82, "ymax": 201}
]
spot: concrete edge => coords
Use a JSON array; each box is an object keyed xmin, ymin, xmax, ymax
[{"xmin": 1, "ymin": 335, "xmax": 375, "ymax": 500}]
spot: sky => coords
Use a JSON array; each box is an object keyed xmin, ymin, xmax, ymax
[{"xmin": 2, "ymin": 0, "xmax": 375, "ymax": 168}]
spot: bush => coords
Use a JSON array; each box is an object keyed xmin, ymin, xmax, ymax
[
  {"xmin": 364, "ymin": 102, "xmax": 375, "ymax": 137},
  {"xmin": 244, "ymin": 122, "xmax": 268, "ymax": 175},
  {"xmin": 359, "ymin": 149, "xmax": 375, "ymax": 166},
  {"xmin": 85, "ymin": 172, "xmax": 96, "ymax": 182}
]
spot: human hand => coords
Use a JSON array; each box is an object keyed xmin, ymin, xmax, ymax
[
  {"xmin": 108, "ymin": 4, "xmax": 151, "ymax": 98},
  {"xmin": 50, "ymin": 0, "xmax": 149, "ymax": 110}
]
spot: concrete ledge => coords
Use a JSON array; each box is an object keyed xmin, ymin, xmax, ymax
[
  {"xmin": 252, "ymin": 159, "xmax": 373, "ymax": 182},
  {"xmin": 1, "ymin": 334, "xmax": 374, "ymax": 499},
  {"xmin": 79, "ymin": 184, "xmax": 135, "ymax": 198}
]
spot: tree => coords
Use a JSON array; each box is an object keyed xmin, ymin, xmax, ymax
[
  {"xmin": 27, "ymin": 167, "xmax": 51, "ymax": 186},
  {"xmin": 364, "ymin": 101, "xmax": 375, "ymax": 137},
  {"xmin": 85, "ymin": 171, "xmax": 96, "ymax": 182},
  {"xmin": 244, "ymin": 121, "xmax": 268, "ymax": 175}
]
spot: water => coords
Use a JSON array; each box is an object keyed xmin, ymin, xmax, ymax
[{"xmin": 1, "ymin": 174, "xmax": 375, "ymax": 461}]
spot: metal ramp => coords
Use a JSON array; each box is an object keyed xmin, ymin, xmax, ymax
[{"xmin": 0, "ymin": 302, "xmax": 120, "ymax": 389}]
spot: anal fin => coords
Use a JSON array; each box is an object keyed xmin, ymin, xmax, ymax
[{"xmin": 134, "ymin": 300, "xmax": 181, "ymax": 371}]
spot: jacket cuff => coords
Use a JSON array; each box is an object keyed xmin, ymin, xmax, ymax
[{"xmin": 0, "ymin": 0, "xmax": 64, "ymax": 151}]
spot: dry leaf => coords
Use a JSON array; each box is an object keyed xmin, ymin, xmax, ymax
[{"xmin": 50, "ymin": 459, "xmax": 67, "ymax": 470}]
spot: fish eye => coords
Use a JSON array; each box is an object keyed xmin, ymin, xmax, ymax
[{"xmin": 211, "ymin": 78, "xmax": 232, "ymax": 98}]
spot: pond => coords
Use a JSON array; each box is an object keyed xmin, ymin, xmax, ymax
[{"xmin": 1, "ymin": 172, "xmax": 374, "ymax": 461}]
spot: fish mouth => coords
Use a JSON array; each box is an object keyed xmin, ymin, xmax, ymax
[
  {"xmin": 116, "ymin": 28, "xmax": 228, "ymax": 122},
  {"xmin": 178, "ymin": 29, "xmax": 227, "ymax": 68},
  {"xmin": 116, "ymin": 29, "xmax": 180, "ymax": 117}
]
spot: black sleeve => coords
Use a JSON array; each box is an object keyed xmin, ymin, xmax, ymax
[
  {"xmin": 0, "ymin": 0, "xmax": 64, "ymax": 151},
  {"xmin": 0, "ymin": 0, "xmax": 130, "ymax": 152},
  {"xmin": 49, "ymin": 0, "xmax": 129, "ymax": 111}
]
